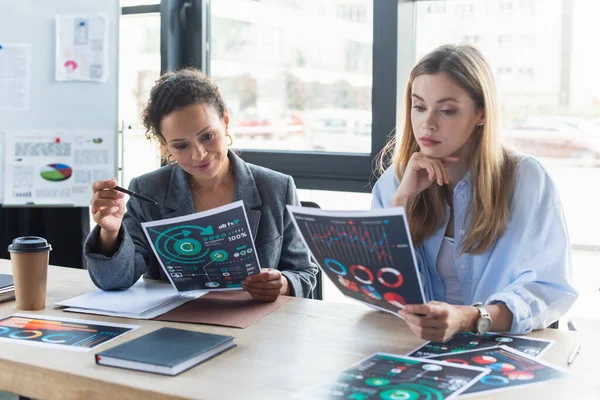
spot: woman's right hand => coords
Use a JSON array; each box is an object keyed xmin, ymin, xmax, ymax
[
  {"xmin": 392, "ymin": 152, "xmax": 459, "ymax": 207},
  {"xmin": 91, "ymin": 178, "xmax": 126, "ymax": 234}
]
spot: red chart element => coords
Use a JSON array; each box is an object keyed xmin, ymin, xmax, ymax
[
  {"xmin": 350, "ymin": 264, "xmax": 374, "ymax": 285},
  {"xmin": 489, "ymin": 362, "xmax": 516, "ymax": 372},
  {"xmin": 64, "ymin": 60, "xmax": 78, "ymax": 72},
  {"xmin": 383, "ymin": 292, "xmax": 406, "ymax": 308},
  {"xmin": 377, "ymin": 267, "xmax": 403, "ymax": 288},
  {"xmin": 505, "ymin": 370, "xmax": 535, "ymax": 381},
  {"xmin": 441, "ymin": 358, "xmax": 469, "ymax": 365},
  {"xmin": 472, "ymin": 355, "xmax": 497, "ymax": 365},
  {"xmin": 337, "ymin": 276, "xmax": 359, "ymax": 292}
]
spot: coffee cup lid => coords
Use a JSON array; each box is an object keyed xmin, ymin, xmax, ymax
[{"xmin": 8, "ymin": 236, "xmax": 52, "ymax": 253}]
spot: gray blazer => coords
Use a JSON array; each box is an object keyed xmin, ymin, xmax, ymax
[{"xmin": 85, "ymin": 151, "xmax": 318, "ymax": 298}]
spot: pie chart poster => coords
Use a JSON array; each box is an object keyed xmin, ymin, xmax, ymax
[
  {"xmin": 292, "ymin": 212, "xmax": 424, "ymax": 313},
  {"xmin": 429, "ymin": 346, "xmax": 567, "ymax": 396}
]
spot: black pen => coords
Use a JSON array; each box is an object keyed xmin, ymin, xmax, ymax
[{"xmin": 113, "ymin": 186, "xmax": 158, "ymax": 205}]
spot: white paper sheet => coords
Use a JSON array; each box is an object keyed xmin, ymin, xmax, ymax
[
  {"xmin": 56, "ymin": 281, "xmax": 207, "ymax": 319},
  {"xmin": 55, "ymin": 15, "xmax": 108, "ymax": 82},
  {"xmin": 0, "ymin": 44, "xmax": 31, "ymax": 110},
  {"xmin": 2, "ymin": 129, "xmax": 115, "ymax": 206}
]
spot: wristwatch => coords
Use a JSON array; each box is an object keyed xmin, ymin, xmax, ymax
[{"xmin": 471, "ymin": 302, "xmax": 492, "ymax": 335}]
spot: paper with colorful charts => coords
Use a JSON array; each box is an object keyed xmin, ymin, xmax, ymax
[
  {"xmin": 408, "ymin": 332, "xmax": 554, "ymax": 359},
  {"xmin": 287, "ymin": 206, "xmax": 425, "ymax": 315},
  {"xmin": 142, "ymin": 201, "xmax": 261, "ymax": 292},
  {"xmin": 0, "ymin": 313, "xmax": 139, "ymax": 352},
  {"xmin": 428, "ymin": 345, "xmax": 567, "ymax": 396},
  {"xmin": 296, "ymin": 352, "xmax": 489, "ymax": 400}
]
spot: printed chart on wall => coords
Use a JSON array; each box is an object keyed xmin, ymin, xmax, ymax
[
  {"xmin": 287, "ymin": 206, "xmax": 425, "ymax": 315},
  {"xmin": 428, "ymin": 346, "xmax": 567, "ymax": 396},
  {"xmin": 55, "ymin": 14, "xmax": 108, "ymax": 82},
  {"xmin": 2, "ymin": 130, "xmax": 115, "ymax": 206},
  {"xmin": 296, "ymin": 353, "xmax": 488, "ymax": 400},
  {"xmin": 142, "ymin": 201, "xmax": 261, "ymax": 292},
  {"xmin": 408, "ymin": 332, "xmax": 554, "ymax": 359},
  {"xmin": 0, "ymin": 313, "xmax": 138, "ymax": 352}
]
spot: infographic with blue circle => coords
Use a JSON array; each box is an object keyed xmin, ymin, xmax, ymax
[
  {"xmin": 303, "ymin": 353, "xmax": 488, "ymax": 400},
  {"xmin": 142, "ymin": 201, "xmax": 261, "ymax": 292},
  {"xmin": 429, "ymin": 346, "xmax": 567, "ymax": 396},
  {"xmin": 287, "ymin": 206, "xmax": 425, "ymax": 314}
]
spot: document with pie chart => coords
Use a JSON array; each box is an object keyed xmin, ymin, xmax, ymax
[
  {"xmin": 142, "ymin": 201, "xmax": 261, "ymax": 292},
  {"xmin": 428, "ymin": 345, "xmax": 567, "ymax": 396},
  {"xmin": 287, "ymin": 206, "xmax": 425, "ymax": 315}
]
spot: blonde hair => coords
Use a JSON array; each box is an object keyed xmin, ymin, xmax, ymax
[{"xmin": 378, "ymin": 44, "xmax": 516, "ymax": 254}]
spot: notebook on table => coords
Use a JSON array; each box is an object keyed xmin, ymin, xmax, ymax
[
  {"xmin": 95, "ymin": 327, "xmax": 235, "ymax": 376},
  {"xmin": 0, "ymin": 274, "xmax": 15, "ymax": 303}
]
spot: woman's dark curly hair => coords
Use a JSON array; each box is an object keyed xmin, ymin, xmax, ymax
[{"xmin": 142, "ymin": 68, "xmax": 227, "ymax": 147}]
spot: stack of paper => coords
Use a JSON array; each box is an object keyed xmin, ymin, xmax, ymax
[
  {"xmin": 55, "ymin": 281, "xmax": 207, "ymax": 319},
  {"xmin": 0, "ymin": 274, "xmax": 15, "ymax": 303}
]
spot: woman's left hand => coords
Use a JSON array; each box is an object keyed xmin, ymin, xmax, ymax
[
  {"xmin": 242, "ymin": 268, "xmax": 290, "ymax": 302},
  {"xmin": 399, "ymin": 301, "xmax": 477, "ymax": 342}
]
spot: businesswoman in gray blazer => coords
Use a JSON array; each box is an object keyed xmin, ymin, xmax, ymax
[{"xmin": 85, "ymin": 68, "xmax": 317, "ymax": 301}]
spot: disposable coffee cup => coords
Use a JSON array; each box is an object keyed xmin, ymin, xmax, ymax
[{"xmin": 8, "ymin": 236, "xmax": 52, "ymax": 310}]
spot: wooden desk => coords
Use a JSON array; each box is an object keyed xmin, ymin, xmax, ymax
[{"xmin": 0, "ymin": 259, "xmax": 598, "ymax": 400}]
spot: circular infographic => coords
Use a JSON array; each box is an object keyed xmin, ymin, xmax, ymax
[
  {"xmin": 365, "ymin": 377, "xmax": 389, "ymax": 387},
  {"xmin": 153, "ymin": 225, "xmax": 211, "ymax": 264},
  {"xmin": 472, "ymin": 355, "xmax": 497, "ymax": 365},
  {"xmin": 350, "ymin": 264, "xmax": 374, "ymax": 285},
  {"xmin": 324, "ymin": 258, "xmax": 347, "ymax": 275},
  {"xmin": 174, "ymin": 238, "xmax": 202, "ymax": 255},
  {"xmin": 337, "ymin": 276, "xmax": 359, "ymax": 292},
  {"xmin": 360, "ymin": 285, "xmax": 382, "ymax": 300},
  {"xmin": 210, "ymin": 250, "xmax": 229, "ymax": 262},
  {"xmin": 384, "ymin": 292, "xmax": 406, "ymax": 308},
  {"xmin": 377, "ymin": 268, "xmax": 403, "ymax": 288},
  {"xmin": 488, "ymin": 362, "xmax": 516, "ymax": 372},
  {"xmin": 480, "ymin": 375, "xmax": 510, "ymax": 386},
  {"xmin": 40, "ymin": 163, "xmax": 72, "ymax": 181}
]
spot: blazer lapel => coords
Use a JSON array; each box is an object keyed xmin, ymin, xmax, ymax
[
  {"xmin": 160, "ymin": 153, "xmax": 262, "ymax": 240},
  {"xmin": 230, "ymin": 151, "xmax": 262, "ymax": 240},
  {"xmin": 163, "ymin": 164, "xmax": 194, "ymax": 219}
]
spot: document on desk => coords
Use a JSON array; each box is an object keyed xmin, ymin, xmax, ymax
[
  {"xmin": 141, "ymin": 201, "xmax": 261, "ymax": 292},
  {"xmin": 428, "ymin": 345, "xmax": 567, "ymax": 396},
  {"xmin": 296, "ymin": 352, "xmax": 489, "ymax": 400},
  {"xmin": 408, "ymin": 331, "xmax": 554, "ymax": 359},
  {"xmin": 287, "ymin": 206, "xmax": 425, "ymax": 316},
  {"xmin": 0, "ymin": 313, "xmax": 138, "ymax": 352},
  {"xmin": 56, "ymin": 281, "xmax": 207, "ymax": 319}
]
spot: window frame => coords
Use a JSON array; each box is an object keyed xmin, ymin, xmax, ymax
[{"xmin": 156, "ymin": 0, "xmax": 414, "ymax": 193}]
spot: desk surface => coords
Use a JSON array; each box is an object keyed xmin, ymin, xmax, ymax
[{"xmin": 0, "ymin": 259, "xmax": 598, "ymax": 400}]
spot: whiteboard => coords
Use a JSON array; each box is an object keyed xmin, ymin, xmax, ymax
[{"xmin": 0, "ymin": 0, "xmax": 119, "ymax": 205}]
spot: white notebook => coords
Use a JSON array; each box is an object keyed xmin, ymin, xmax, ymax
[{"xmin": 56, "ymin": 281, "xmax": 207, "ymax": 319}]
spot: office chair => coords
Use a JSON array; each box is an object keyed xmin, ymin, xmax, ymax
[{"xmin": 300, "ymin": 201, "xmax": 324, "ymax": 301}]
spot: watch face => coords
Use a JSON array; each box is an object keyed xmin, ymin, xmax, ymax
[{"xmin": 477, "ymin": 317, "xmax": 492, "ymax": 334}]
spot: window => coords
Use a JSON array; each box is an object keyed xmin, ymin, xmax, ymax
[
  {"xmin": 210, "ymin": 0, "xmax": 374, "ymax": 155},
  {"xmin": 119, "ymin": 8, "xmax": 161, "ymax": 189},
  {"xmin": 415, "ymin": 0, "xmax": 600, "ymax": 327}
]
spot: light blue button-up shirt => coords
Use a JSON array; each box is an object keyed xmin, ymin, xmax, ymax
[{"xmin": 371, "ymin": 155, "xmax": 578, "ymax": 334}]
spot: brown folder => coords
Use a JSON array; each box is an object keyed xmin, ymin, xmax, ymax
[{"xmin": 155, "ymin": 291, "xmax": 292, "ymax": 329}]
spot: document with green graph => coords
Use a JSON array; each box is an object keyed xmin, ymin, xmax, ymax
[
  {"xmin": 141, "ymin": 201, "xmax": 261, "ymax": 292},
  {"xmin": 287, "ymin": 206, "xmax": 425, "ymax": 315}
]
